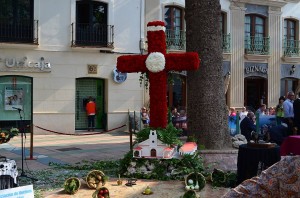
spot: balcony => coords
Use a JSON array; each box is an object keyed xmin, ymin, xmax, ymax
[
  {"xmin": 166, "ymin": 29, "xmax": 186, "ymax": 51},
  {"xmin": 0, "ymin": 20, "xmax": 38, "ymax": 44},
  {"xmin": 245, "ymin": 36, "xmax": 270, "ymax": 55},
  {"xmin": 283, "ymin": 39, "xmax": 300, "ymax": 57},
  {"xmin": 282, "ymin": 39, "xmax": 300, "ymax": 62},
  {"xmin": 222, "ymin": 34, "xmax": 231, "ymax": 53},
  {"xmin": 244, "ymin": 36, "xmax": 270, "ymax": 61},
  {"xmin": 71, "ymin": 23, "xmax": 114, "ymax": 48}
]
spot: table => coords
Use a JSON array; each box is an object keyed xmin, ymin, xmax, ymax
[
  {"xmin": 237, "ymin": 144, "xmax": 281, "ymax": 184},
  {"xmin": 280, "ymin": 135, "xmax": 300, "ymax": 156}
]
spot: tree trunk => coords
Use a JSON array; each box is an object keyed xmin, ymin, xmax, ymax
[{"xmin": 185, "ymin": 0, "xmax": 231, "ymax": 149}]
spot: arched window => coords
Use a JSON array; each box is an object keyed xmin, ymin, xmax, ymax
[
  {"xmin": 164, "ymin": 6, "xmax": 185, "ymax": 50},
  {"xmin": 245, "ymin": 15, "xmax": 265, "ymax": 38},
  {"xmin": 164, "ymin": 6, "xmax": 183, "ymax": 31},
  {"xmin": 284, "ymin": 19, "xmax": 296, "ymax": 40},
  {"xmin": 245, "ymin": 14, "xmax": 269, "ymax": 55},
  {"xmin": 283, "ymin": 19, "xmax": 298, "ymax": 57},
  {"xmin": 220, "ymin": 12, "xmax": 230, "ymax": 53}
]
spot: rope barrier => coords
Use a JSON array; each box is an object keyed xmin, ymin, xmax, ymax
[{"xmin": 33, "ymin": 124, "xmax": 127, "ymax": 136}]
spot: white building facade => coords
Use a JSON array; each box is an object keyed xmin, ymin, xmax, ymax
[{"xmin": 1, "ymin": 0, "xmax": 300, "ymax": 134}]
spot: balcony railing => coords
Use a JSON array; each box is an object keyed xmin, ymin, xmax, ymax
[
  {"xmin": 71, "ymin": 23, "xmax": 114, "ymax": 48},
  {"xmin": 245, "ymin": 36, "xmax": 270, "ymax": 55},
  {"xmin": 0, "ymin": 20, "xmax": 38, "ymax": 44},
  {"xmin": 222, "ymin": 34, "xmax": 231, "ymax": 53},
  {"xmin": 166, "ymin": 29, "xmax": 186, "ymax": 51},
  {"xmin": 283, "ymin": 39, "xmax": 300, "ymax": 57}
]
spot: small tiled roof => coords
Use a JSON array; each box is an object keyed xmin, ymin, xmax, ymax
[
  {"xmin": 164, "ymin": 147, "xmax": 173, "ymax": 151},
  {"xmin": 133, "ymin": 146, "xmax": 143, "ymax": 150},
  {"xmin": 180, "ymin": 142, "xmax": 197, "ymax": 152}
]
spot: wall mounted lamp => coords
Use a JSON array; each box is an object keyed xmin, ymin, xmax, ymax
[{"xmin": 290, "ymin": 64, "xmax": 296, "ymax": 75}]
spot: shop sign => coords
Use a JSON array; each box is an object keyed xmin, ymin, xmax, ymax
[
  {"xmin": 0, "ymin": 57, "xmax": 51, "ymax": 72},
  {"xmin": 244, "ymin": 62, "xmax": 268, "ymax": 78},
  {"xmin": 245, "ymin": 65, "xmax": 267, "ymax": 74}
]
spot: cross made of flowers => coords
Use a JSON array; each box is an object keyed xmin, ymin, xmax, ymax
[{"xmin": 117, "ymin": 21, "xmax": 200, "ymax": 128}]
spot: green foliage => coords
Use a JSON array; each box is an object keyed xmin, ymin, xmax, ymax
[
  {"xmin": 211, "ymin": 169, "xmax": 237, "ymax": 188},
  {"xmin": 181, "ymin": 190, "xmax": 197, "ymax": 198},
  {"xmin": 186, "ymin": 135, "xmax": 197, "ymax": 143},
  {"xmin": 135, "ymin": 123, "xmax": 182, "ymax": 146},
  {"xmin": 64, "ymin": 177, "xmax": 80, "ymax": 194},
  {"xmin": 139, "ymin": 71, "xmax": 184, "ymax": 90}
]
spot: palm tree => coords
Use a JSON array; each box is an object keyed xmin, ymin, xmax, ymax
[{"xmin": 185, "ymin": 0, "xmax": 231, "ymax": 149}]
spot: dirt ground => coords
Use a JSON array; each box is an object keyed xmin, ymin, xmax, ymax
[{"xmin": 43, "ymin": 178, "xmax": 230, "ymax": 198}]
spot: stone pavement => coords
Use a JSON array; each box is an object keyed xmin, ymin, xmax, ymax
[{"xmin": 0, "ymin": 130, "xmax": 237, "ymax": 197}]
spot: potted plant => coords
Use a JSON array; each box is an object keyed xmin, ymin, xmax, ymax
[
  {"xmin": 0, "ymin": 127, "xmax": 19, "ymax": 144},
  {"xmin": 64, "ymin": 177, "xmax": 81, "ymax": 194}
]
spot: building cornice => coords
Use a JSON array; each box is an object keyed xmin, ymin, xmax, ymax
[{"xmin": 231, "ymin": 0, "xmax": 288, "ymax": 8}]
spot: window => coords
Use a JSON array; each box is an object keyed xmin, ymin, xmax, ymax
[
  {"xmin": 245, "ymin": 15, "xmax": 265, "ymax": 39},
  {"xmin": 220, "ymin": 12, "xmax": 230, "ymax": 53},
  {"xmin": 75, "ymin": 1, "xmax": 111, "ymax": 47},
  {"xmin": 0, "ymin": 0, "xmax": 34, "ymax": 43},
  {"xmin": 283, "ymin": 19, "xmax": 299, "ymax": 57},
  {"xmin": 164, "ymin": 6, "xmax": 183, "ymax": 31},
  {"xmin": 280, "ymin": 78, "xmax": 299, "ymax": 97},
  {"xmin": 164, "ymin": 6, "xmax": 185, "ymax": 50},
  {"xmin": 284, "ymin": 19, "xmax": 296, "ymax": 40},
  {"xmin": 245, "ymin": 14, "xmax": 269, "ymax": 54},
  {"xmin": 220, "ymin": 12, "xmax": 225, "ymax": 35}
]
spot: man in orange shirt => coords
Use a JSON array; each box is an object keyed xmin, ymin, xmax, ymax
[{"xmin": 86, "ymin": 96, "xmax": 96, "ymax": 131}]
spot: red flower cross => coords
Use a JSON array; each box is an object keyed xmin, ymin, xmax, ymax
[{"xmin": 117, "ymin": 21, "xmax": 200, "ymax": 128}]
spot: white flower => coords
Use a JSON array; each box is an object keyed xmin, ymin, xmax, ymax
[{"xmin": 145, "ymin": 52, "xmax": 165, "ymax": 73}]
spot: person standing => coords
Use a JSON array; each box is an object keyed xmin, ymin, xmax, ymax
[
  {"xmin": 293, "ymin": 92, "xmax": 300, "ymax": 135},
  {"xmin": 256, "ymin": 104, "xmax": 266, "ymax": 116},
  {"xmin": 239, "ymin": 107, "xmax": 248, "ymax": 121},
  {"xmin": 86, "ymin": 96, "xmax": 96, "ymax": 131},
  {"xmin": 275, "ymin": 96, "xmax": 285, "ymax": 125},
  {"xmin": 283, "ymin": 91, "xmax": 295, "ymax": 135},
  {"xmin": 141, "ymin": 107, "xmax": 150, "ymax": 128}
]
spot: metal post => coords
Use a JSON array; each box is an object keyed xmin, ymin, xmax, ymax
[{"xmin": 236, "ymin": 112, "xmax": 240, "ymax": 134}]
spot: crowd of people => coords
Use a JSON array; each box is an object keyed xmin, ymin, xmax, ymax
[{"xmin": 230, "ymin": 91, "xmax": 300, "ymax": 144}]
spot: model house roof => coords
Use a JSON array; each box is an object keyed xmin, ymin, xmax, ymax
[{"xmin": 180, "ymin": 142, "xmax": 197, "ymax": 152}]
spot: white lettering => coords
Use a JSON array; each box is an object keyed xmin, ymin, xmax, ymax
[
  {"xmin": 4, "ymin": 57, "xmax": 51, "ymax": 71},
  {"xmin": 5, "ymin": 58, "xmax": 15, "ymax": 67},
  {"xmin": 245, "ymin": 65, "xmax": 268, "ymax": 74}
]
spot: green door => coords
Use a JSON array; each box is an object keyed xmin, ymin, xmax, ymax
[{"xmin": 75, "ymin": 78, "xmax": 105, "ymax": 130}]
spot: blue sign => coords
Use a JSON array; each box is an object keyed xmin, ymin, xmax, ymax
[{"xmin": 112, "ymin": 68, "xmax": 127, "ymax": 83}]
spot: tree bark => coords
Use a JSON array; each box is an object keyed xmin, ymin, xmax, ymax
[{"xmin": 185, "ymin": 0, "xmax": 231, "ymax": 149}]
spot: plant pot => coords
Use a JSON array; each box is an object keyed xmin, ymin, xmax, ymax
[
  {"xmin": 184, "ymin": 172, "xmax": 206, "ymax": 191},
  {"xmin": 86, "ymin": 170, "xmax": 107, "ymax": 189},
  {"xmin": 64, "ymin": 177, "xmax": 81, "ymax": 195}
]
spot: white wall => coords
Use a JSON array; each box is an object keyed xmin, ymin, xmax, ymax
[{"xmin": 282, "ymin": 3, "xmax": 300, "ymax": 19}]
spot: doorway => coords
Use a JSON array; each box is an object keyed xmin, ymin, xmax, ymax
[
  {"xmin": 75, "ymin": 78, "xmax": 105, "ymax": 130},
  {"xmin": 244, "ymin": 77, "xmax": 267, "ymax": 110},
  {"xmin": 150, "ymin": 149, "xmax": 157, "ymax": 157}
]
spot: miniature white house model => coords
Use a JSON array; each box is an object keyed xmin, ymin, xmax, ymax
[{"xmin": 133, "ymin": 130, "xmax": 175, "ymax": 159}]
